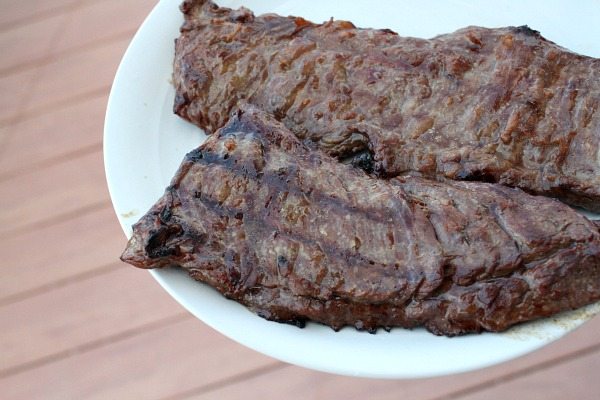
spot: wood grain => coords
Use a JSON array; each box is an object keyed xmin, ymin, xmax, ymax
[
  {"xmin": 0, "ymin": 67, "xmax": 38, "ymax": 124},
  {"xmin": 53, "ymin": 0, "xmax": 157, "ymax": 55},
  {"xmin": 0, "ymin": 205, "xmax": 126, "ymax": 304},
  {"xmin": 0, "ymin": 0, "xmax": 80, "ymax": 30},
  {"xmin": 0, "ymin": 12, "xmax": 66, "ymax": 75},
  {"xmin": 24, "ymin": 36, "xmax": 131, "ymax": 114},
  {"xmin": 0, "ymin": 94, "xmax": 106, "ymax": 180},
  {"xmin": 0, "ymin": 317, "xmax": 277, "ymax": 400},
  {"xmin": 1, "ymin": 1, "xmax": 600, "ymax": 399},
  {"xmin": 451, "ymin": 349, "xmax": 600, "ymax": 400},
  {"xmin": 0, "ymin": 266, "xmax": 179, "ymax": 374},
  {"xmin": 181, "ymin": 316, "xmax": 600, "ymax": 400},
  {"xmin": 0, "ymin": 150, "xmax": 108, "ymax": 236}
]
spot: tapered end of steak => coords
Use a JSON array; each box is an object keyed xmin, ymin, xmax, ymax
[
  {"xmin": 122, "ymin": 104, "xmax": 600, "ymax": 336},
  {"xmin": 121, "ymin": 193, "xmax": 185, "ymax": 269}
]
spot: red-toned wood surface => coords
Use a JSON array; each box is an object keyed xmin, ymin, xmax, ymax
[{"xmin": 1, "ymin": 1, "xmax": 598, "ymax": 399}]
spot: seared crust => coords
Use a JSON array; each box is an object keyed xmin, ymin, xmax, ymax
[
  {"xmin": 173, "ymin": 0, "xmax": 600, "ymax": 211},
  {"xmin": 122, "ymin": 106, "xmax": 600, "ymax": 335}
]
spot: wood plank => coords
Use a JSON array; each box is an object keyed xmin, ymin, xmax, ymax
[
  {"xmin": 0, "ymin": 205, "xmax": 126, "ymax": 304},
  {"xmin": 183, "ymin": 315, "xmax": 600, "ymax": 400},
  {"xmin": 23, "ymin": 36, "xmax": 131, "ymax": 114},
  {"xmin": 0, "ymin": 150, "xmax": 108, "ymax": 235},
  {"xmin": 0, "ymin": 266, "xmax": 181, "ymax": 374},
  {"xmin": 53, "ymin": 0, "xmax": 157, "ymax": 55},
  {"xmin": 0, "ymin": 317, "xmax": 277, "ymax": 400},
  {"xmin": 0, "ymin": 67, "xmax": 38, "ymax": 124},
  {"xmin": 1, "ymin": 2, "xmax": 598, "ymax": 398},
  {"xmin": 0, "ymin": 0, "xmax": 79, "ymax": 29},
  {"xmin": 0, "ymin": 94, "xmax": 107, "ymax": 179},
  {"xmin": 0, "ymin": 13, "xmax": 66, "ymax": 75},
  {"xmin": 452, "ymin": 349, "xmax": 600, "ymax": 400}
]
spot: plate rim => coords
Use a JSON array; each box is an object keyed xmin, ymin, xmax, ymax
[{"xmin": 104, "ymin": 0, "xmax": 600, "ymax": 379}]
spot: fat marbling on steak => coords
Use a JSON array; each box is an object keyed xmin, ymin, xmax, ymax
[
  {"xmin": 121, "ymin": 106, "xmax": 600, "ymax": 336},
  {"xmin": 173, "ymin": 0, "xmax": 600, "ymax": 211}
]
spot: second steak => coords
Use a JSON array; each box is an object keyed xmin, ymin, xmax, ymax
[{"xmin": 174, "ymin": 0, "xmax": 600, "ymax": 211}]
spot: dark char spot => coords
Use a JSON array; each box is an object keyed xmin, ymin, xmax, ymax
[
  {"xmin": 186, "ymin": 148, "xmax": 204, "ymax": 162},
  {"xmin": 145, "ymin": 224, "xmax": 183, "ymax": 259},
  {"xmin": 512, "ymin": 25, "xmax": 540, "ymax": 37},
  {"xmin": 455, "ymin": 169, "xmax": 496, "ymax": 183},
  {"xmin": 341, "ymin": 149, "xmax": 374, "ymax": 173},
  {"xmin": 277, "ymin": 255, "xmax": 290, "ymax": 276},
  {"xmin": 159, "ymin": 207, "xmax": 172, "ymax": 223}
]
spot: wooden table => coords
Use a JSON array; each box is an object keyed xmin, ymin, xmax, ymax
[{"xmin": 1, "ymin": 1, "xmax": 599, "ymax": 398}]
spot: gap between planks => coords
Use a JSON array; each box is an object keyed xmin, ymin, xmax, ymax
[
  {"xmin": 0, "ymin": 0, "xmax": 114, "ymax": 33},
  {"xmin": 429, "ymin": 342, "xmax": 600, "ymax": 400},
  {"xmin": 0, "ymin": 199, "xmax": 112, "ymax": 241},
  {"xmin": 159, "ymin": 362, "xmax": 291, "ymax": 400},
  {"xmin": 1, "ymin": 265, "xmax": 193, "ymax": 378},
  {"xmin": 0, "ymin": 0, "xmax": 81, "ymax": 126},
  {"xmin": 172, "ymin": 337, "xmax": 600, "ymax": 400},
  {"xmin": 0, "ymin": 142, "xmax": 102, "ymax": 182},
  {"xmin": 0, "ymin": 84, "xmax": 112, "ymax": 129},
  {"xmin": 0, "ymin": 7, "xmax": 154, "ymax": 141},
  {"xmin": 0, "ymin": 315, "xmax": 278, "ymax": 400},
  {"xmin": 1, "ymin": 1, "xmax": 598, "ymax": 398},
  {"xmin": 0, "ymin": 29, "xmax": 137, "ymax": 78},
  {"xmin": 1, "ymin": 85, "xmax": 112, "ymax": 129},
  {"xmin": 0, "ymin": 262, "xmax": 118, "ymax": 308},
  {"xmin": 0, "ymin": 204, "xmax": 128, "ymax": 306},
  {"xmin": 0, "ymin": 313, "xmax": 190, "ymax": 379},
  {"xmin": 0, "ymin": 2, "xmax": 80, "ymax": 33}
]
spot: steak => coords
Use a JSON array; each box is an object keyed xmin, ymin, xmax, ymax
[
  {"xmin": 173, "ymin": 0, "xmax": 600, "ymax": 211},
  {"xmin": 121, "ymin": 106, "xmax": 600, "ymax": 336}
]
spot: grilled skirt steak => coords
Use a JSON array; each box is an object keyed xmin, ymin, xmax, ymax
[
  {"xmin": 122, "ymin": 106, "xmax": 600, "ymax": 336},
  {"xmin": 173, "ymin": 0, "xmax": 600, "ymax": 211}
]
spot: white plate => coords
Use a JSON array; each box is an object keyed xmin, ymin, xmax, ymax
[{"xmin": 104, "ymin": 0, "xmax": 600, "ymax": 379}]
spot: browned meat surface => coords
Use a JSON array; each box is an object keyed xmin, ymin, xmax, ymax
[
  {"xmin": 173, "ymin": 0, "xmax": 600, "ymax": 211},
  {"xmin": 121, "ymin": 106, "xmax": 600, "ymax": 336}
]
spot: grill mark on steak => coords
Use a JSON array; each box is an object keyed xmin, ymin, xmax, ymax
[
  {"xmin": 189, "ymin": 154, "xmax": 397, "ymax": 228},
  {"xmin": 122, "ymin": 106, "xmax": 600, "ymax": 335},
  {"xmin": 173, "ymin": 153, "xmax": 430, "ymax": 303},
  {"xmin": 173, "ymin": 0, "xmax": 600, "ymax": 211}
]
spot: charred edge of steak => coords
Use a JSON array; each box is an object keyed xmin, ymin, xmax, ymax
[{"xmin": 511, "ymin": 25, "xmax": 540, "ymax": 37}]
